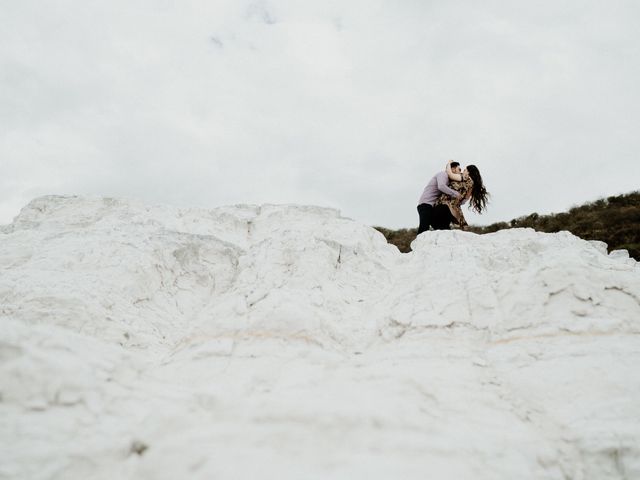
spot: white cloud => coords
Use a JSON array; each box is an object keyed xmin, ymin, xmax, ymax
[{"xmin": 1, "ymin": 0, "xmax": 639, "ymax": 228}]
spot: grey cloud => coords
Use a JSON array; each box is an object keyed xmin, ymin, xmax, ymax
[
  {"xmin": 1, "ymin": 0, "xmax": 639, "ymax": 229},
  {"xmin": 209, "ymin": 36, "xmax": 224, "ymax": 48},
  {"xmin": 245, "ymin": 1, "xmax": 277, "ymax": 25}
]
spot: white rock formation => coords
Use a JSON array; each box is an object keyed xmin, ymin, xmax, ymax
[{"xmin": 1, "ymin": 195, "xmax": 639, "ymax": 480}]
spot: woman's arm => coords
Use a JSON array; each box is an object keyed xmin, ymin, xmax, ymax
[{"xmin": 446, "ymin": 160, "xmax": 463, "ymax": 182}]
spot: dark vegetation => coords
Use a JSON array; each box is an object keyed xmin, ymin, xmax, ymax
[{"xmin": 374, "ymin": 191, "xmax": 640, "ymax": 260}]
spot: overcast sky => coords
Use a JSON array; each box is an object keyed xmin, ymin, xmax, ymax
[{"xmin": 2, "ymin": 0, "xmax": 639, "ymax": 229}]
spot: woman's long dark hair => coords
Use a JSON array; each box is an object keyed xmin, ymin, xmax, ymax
[{"xmin": 466, "ymin": 165, "xmax": 489, "ymax": 214}]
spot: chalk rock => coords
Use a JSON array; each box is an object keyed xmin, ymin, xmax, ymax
[{"xmin": 1, "ymin": 195, "xmax": 639, "ymax": 480}]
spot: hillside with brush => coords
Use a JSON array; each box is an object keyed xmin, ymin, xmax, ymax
[{"xmin": 375, "ymin": 191, "xmax": 640, "ymax": 259}]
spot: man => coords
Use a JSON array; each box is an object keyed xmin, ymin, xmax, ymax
[{"xmin": 416, "ymin": 161, "xmax": 462, "ymax": 234}]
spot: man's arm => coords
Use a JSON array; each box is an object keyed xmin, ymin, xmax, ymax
[
  {"xmin": 445, "ymin": 161, "xmax": 463, "ymax": 182},
  {"xmin": 436, "ymin": 172, "xmax": 461, "ymax": 198}
]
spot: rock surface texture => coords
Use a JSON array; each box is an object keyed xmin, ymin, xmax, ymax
[{"xmin": 1, "ymin": 195, "xmax": 639, "ymax": 480}]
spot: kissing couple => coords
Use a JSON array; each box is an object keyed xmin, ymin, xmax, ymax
[{"xmin": 417, "ymin": 160, "xmax": 489, "ymax": 234}]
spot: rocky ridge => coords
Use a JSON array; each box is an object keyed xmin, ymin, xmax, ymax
[{"xmin": 1, "ymin": 195, "xmax": 639, "ymax": 479}]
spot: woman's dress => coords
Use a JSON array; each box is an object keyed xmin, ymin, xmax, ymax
[{"xmin": 436, "ymin": 176, "xmax": 474, "ymax": 228}]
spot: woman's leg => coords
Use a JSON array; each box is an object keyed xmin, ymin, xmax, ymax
[{"xmin": 447, "ymin": 204, "xmax": 462, "ymax": 225}]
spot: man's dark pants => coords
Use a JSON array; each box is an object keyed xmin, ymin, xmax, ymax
[{"xmin": 417, "ymin": 203, "xmax": 453, "ymax": 233}]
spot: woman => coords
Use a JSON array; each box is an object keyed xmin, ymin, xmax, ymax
[{"xmin": 436, "ymin": 160, "xmax": 489, "ymax": 229}]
